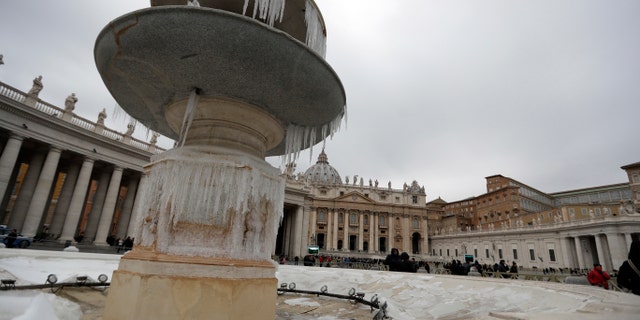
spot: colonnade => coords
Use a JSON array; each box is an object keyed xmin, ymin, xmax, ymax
[{"xmin": 0, "ymin": 132, "xmax": 143, "ymax": 244}]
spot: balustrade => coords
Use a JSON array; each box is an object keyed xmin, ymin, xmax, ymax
[{"xmin": 0, "ymin": 80, "xmax": 166, "ymax": 153}]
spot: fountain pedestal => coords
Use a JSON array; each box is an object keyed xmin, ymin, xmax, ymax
[
  {"xmin": 105, "ymin": 252, "xmax": 276, "ymax": 319},
  {"xmin": 104, "ymin": 100, "xmax": 285, "ymax": 319}
]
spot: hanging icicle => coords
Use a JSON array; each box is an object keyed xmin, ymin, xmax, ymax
[
  {"xmin": 134, "ymin": 149, "xmax": 285, "ymax": 260},
  {"xmin": 282, "ymin": 105, "xmax": 346, "ymax": 166},
  {"xmin": 178, "ymin": 89, "xmax": 200, "ymax": 147},
  {"xmin": 242, "ymin": 0, "xmax": 286, "ymax": 27},
  {"xmin": 305, "ymin": 0, "xmax": 327, "ymax": 57}
]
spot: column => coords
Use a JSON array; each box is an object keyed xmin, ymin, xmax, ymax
[
  {"xmin": 94, "ymin": 167, "xmax": 124, "ymax": 245},
  {"xmin": 373, "ymin": 212, "xmax": 379, "ymax": 252},
  {"xmin": 0, "ymin": 134, "xmax": 24, "ymax": 205},
  {"xmin": 48, "ymin": 162, "xmax": 80, "ymax": 238},
  {"xmin": 403, "ymin": 214, "xmax": 410, "ymax": 252},
  {"xmin": 114, "ymin": 175, "xmax": 139, "ymax": 239},
  {"xmin": 333, "ymin": 209, "xmax": 340, "ymax": 250},
  {"xmin": 607, "ymin": 233, "xmax": 627, "ymax": 271},
  {"xmin": 326, "ymin": 208, "xmax": 333, "ymax": 250},
  {"xmin": 625, "ymin": 233, "xmax": 633, "ymax": 252},
  {"xmin": 284, "ymin": 210, "xmax": 293, "ymax": 254},
  {"xmin": 358, "ymin": 211, "xmax": 364, "ymax": 251},
  {"xmin": 369, "ymin": 212, "xmax": 374, "ymax": 253},
  {"xmin": 574, "ymin": 236, "xmax": 585, "ymax": 269},
  {"xmin": 299, "ymin": 206, "xmax": 310, "ymax": 257},
  {"xmin": 309, "ymin": 207, "xmax": 317, "ymax": 246},
  {"xmin": 343, "ymin": 210, "xmax": 348, "ymax": 251},
  {"xmin": 388, "ymin": 213, "xmax": 394, "ymax": 251},
  {"xmin": 84, "ymin": 171, "xmax": 109, "ymax": 241},
  {"xmin": 8, "ymin": 151, "xmax": 45, "ymax": 230},
  {"xmin": 22, "ymin": 147, "xmax": 62, "ymax": 237},
  {"xmin": 59, "ymin": 158, "xmax": 94, "ymax": 241},
  {"xmin": 594, "ymin": 234, "xmax": 608, "ymax": 270},
  {"xmin": 293, "ymin": 205, "xmax": 303, "ymax": 257},
  {"xmin": 559, "ymin": 237, "xmax": 572, "ymax": 268},
  {"xmin": 422, "ymin": 217, "xmax": 429, "ymax": 255}
]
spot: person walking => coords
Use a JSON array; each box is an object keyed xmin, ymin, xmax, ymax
[{"xmin": 587, "ymin": 263, "xmax": 611, "ymax": 289}]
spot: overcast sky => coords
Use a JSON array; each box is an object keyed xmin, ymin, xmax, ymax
[{"xmin": 1, "ymin": 0, "xmax": 638, "ymax": 202}]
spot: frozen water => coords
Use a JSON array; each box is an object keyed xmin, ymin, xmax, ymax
[
  {"xmin": 243, "ymin": 0, "xmax": 286, "ymax": 26},
  {"xmin": 133, "ymin": 146, "xmax": 284, "ymax": 260},
  {"xmin": 305, "ymin": 1, "xmax": 327, "ymax": 57}
]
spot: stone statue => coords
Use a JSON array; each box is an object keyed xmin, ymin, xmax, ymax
[
  {"xmin": 353, "ymin": 175, "xmax": 358, "ymax": 186},
  {"xmin": 150, "ymin": 132, "xmax": 159, "ymax": 145},
  {"xmin": 589, "ymin": 209, "xmax": 595, "ymax": 218},
  {"xmin": 27, "ymin": 75, "xmax": 43, "ymax": 96},
  {"xmin": 0, "ymin": 54, "xmax": 4, "ymax": 65},
  {"xmin": 369, "ymin": 179, "xmax": 372, "ymax": 187},
  {"xmin": 65, "ymin": 93, "xmax": 78, "ymax": 112},
  {"xmin": 388, "ymin": 181, "xmax": 391, "ymax": 190},
  {"xmin": 374, "ymin": 179, "xmax": 379, "ymax": 188},
  {"xmin": 187, "ymin": 0, "xmax": 200, "ymax": 6},
  {"xmin": 359, "ymin": 177, "xmax": 363, "ymax": 187},
  {"xmin": 97, "ymin": 108, "xmax": 107, "ymax": 125},
  {"xmin": 403, "ymin": 182, "xmax": 408, "ymax": 191},
  {"xmin": 125, "ymin": 122, "xmax": 135, "ymax": 135},
  {"xmin": 345, "ymin": 176, "xmax": 349, "ymax": 184}
]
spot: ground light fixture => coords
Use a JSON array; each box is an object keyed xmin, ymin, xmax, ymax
[
  {"xmin": 46, "ymin": 274, "xmax": 58, "ymax": 285},
  {"xmin": 98, "ymin": 274, "xmax": 109, "ymax": 283}
]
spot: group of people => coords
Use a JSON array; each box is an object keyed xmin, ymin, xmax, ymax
[
  {"xmin": 383, "ymin": 248, "xmax": 420, "ymax": 273},
  {"xmin": 588, "ymin": 240, "xmax": 640, "ymax": 295}
]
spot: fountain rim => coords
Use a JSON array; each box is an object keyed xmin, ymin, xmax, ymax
[{"xmin": 94, "ymin": 5, "xmax": 346, "ymax": 157}]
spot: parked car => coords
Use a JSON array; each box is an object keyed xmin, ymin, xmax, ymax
[{"xmin": 0, "ymin": 225, "xmax": 32, "ymax": 248}]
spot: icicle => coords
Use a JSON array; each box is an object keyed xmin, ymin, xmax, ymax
[
  {"xmin": 186, "ymin": 0, "xmax": 200, "ymax": 7},
  {"xmin": 304, "ymin": 0, "xmax": 327, "ymax": 57},
  {"xmin": 243, "ymin": 0, "xmax": 286, "ymax": 26},
  {"xmin": 135, "ymin": 148, "xmax": 285, "ymax": 260},
  {"xmin": 281, "ymin": 104, "xmax": 346, "ymax": 166},
  {"xmin": 178, "ymin": 89, "xmax": 199, "ymax": 147}
]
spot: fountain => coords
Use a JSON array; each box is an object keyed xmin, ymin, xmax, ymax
[{"xmin": 94, "ymin": 1, "xmax": 345, "ymax": 318}]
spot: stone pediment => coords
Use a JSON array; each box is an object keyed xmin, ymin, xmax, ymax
[{"xmin": 334, "ymin": 191, "xmax": 376, "ymax": 204}]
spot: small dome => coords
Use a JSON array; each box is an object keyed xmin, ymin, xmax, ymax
[{"xmin": 303, "ymin": 150, "xmax": 342, "ymax": 185}]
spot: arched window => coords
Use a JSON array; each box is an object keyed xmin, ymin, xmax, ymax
[{"xmin": 413, "ymin": 217, "xmax": 419, "ymax": 229}]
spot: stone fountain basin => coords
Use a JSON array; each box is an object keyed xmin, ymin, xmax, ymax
[{"xmin": 94, "ymin": 6, "xmax": 345, "ymax": 156}]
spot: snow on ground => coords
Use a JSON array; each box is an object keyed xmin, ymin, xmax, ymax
[{"xmin": 1, "ymin": 249, "xmax": 640, "ymax": 319}]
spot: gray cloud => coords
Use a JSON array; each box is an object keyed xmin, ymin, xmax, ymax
[{"xmin": 1, "ymin": 0, "xmax": 637, "ymax": 201}]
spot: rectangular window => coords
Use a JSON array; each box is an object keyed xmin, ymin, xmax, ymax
[
  {"xmin": 447, "ymin": 249, "xmax": 450, "ymax": 256},
  {"xmin": 633, "ymin": 174, "xmax": 639, "ymax": 183},
  {"xmin": 529, "ymin": 249, "xmax": 535, "ymax": 261},
  {"xmin": 549, "ymin": 249, "xmax": 556, "ymax": 262},
  {"xmin": 455, "ymin": 249, "xmax": 458, "ymax": 257},
  {"xmin": 498, "ymin": 249, "xmax": 503, "ymax": 259},
  {"xmin": 412, "ymin": 195, "xmax": 418, "ymax": 204},
  {"xmin": 439, "ymin": 249, "xmax": 442, "ymax": 256},
  {"xmin": 485, "ymin": 248, "xmax": 489, "ymax": 258},
  {"xmin": 474, "ymin": 248, "xmax": 478, "ymax": 258},
  {"xmin": 581, "ymin": 208, "xmax": 588, "ymax": 216},
  {"xmin": 513, "ymin": 249, "xmax": 518, "ymax": 260}
]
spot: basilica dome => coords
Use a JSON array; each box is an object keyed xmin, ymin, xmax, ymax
[{"xmin": 303, "ymin": 150, "xmax": 342, "ymax": 185}]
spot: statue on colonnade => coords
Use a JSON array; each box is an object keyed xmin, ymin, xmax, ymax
[{"xmin": 27, "ymin": 75, "xmax": 43, "ymax": 96}]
